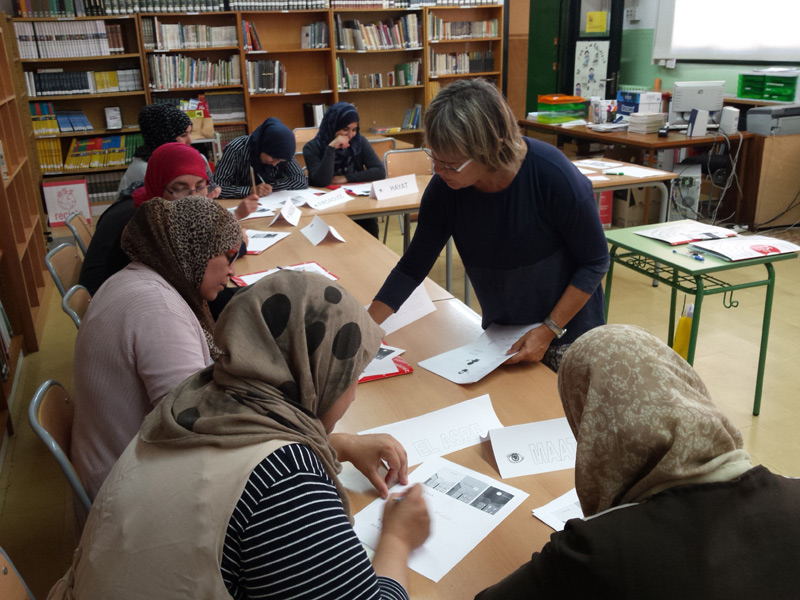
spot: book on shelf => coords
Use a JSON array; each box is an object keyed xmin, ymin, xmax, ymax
[
  {"xmin": 148, "ymin": 55, "xmax": 240, "ymax": 90},
  {"xmin": 401, "ymin": 103, "xmax": 421, "ymax": 130},
  {"xmin": 0, "ymin": 299, "xmax": 13, "ymax": 372},
  {"xmin": 241, "ymin": 20, "xmax": 263, "ymax": 52},
  {"xmin": 689, "ymin": 236, "xmax": 800, "ymax": 262},
  {"xmin": 246, "ymin": 59, "xmax": 286, "ymax": 95},
  {"xmin": 12, "ymin": 20, "xmax": 124, "ymax": 59},
  {"xmin": 300, "ymin": 22, "xmax": 328, "ymax": 50},
  {"xmin": 0, "ymin": 140, "xmax": 9, "ymax": 180},
  {"xmin": 105, "ymin": 106, "xmax": 123, "ymax": 130},
  {"xmin": 25, "ymin": 68, "xmax": 143, "ymax": 97},
  {"xmin": 303, "ymin": 103, "xmax": 327, "ymax": 127}
]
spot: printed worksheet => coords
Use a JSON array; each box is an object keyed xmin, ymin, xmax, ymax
[
  {"xmin": 354, "ymin": 456, "xmax": 528, "ymax": 582},
  {"xmin": 359, "ymin": 395, "xmax": 503, "ymax": 466},
  {"xmin": 418, "ymin": 323, "xmax": 539, "ymax": 384},
  {"xmin": 306, "ymin": 187, "xmax": 351, "ymax": 210},
  {"xmin": 360, "ymin": 344, "xmax": 405, "ymax": 379},
  {"xmin": 267, "ymin": 199, "xmax": 302, "ymax": 227},
  {"xmin": 230, "ymin": 205, "xmax": 275, "ymax": 221},
  {"xmin": 488, "ymin": 418, "xmax": 577, "ymax": 479},
  {"xmin": 230, "ymin": 261, "xmax": 338, "ymax": 287},
  {"xmin": 531, "ymin": 488, "xmax": 584, "ymax": 531},
  {"xmin": 244, "ymin": 230, "xmax": 290, "ymax": 254},
  {"xmin": 378, "ymin": 284, "xmax": 436, "ymax": 335},
  {"xmin": 258, "ymin": 189, "xmax": 318, "ymax": 211},
  {"xmin": 301, "ymin": 216, "xmax": 346, "ymax": 245}
]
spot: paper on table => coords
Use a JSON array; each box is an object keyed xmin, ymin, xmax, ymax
[
  {"xmin": 418, "ymin": 323, "xmax": 539, "ymax": 384},
  {"xmin": 602, "ymin": 166, "xmax": 658, "ymax": 178},
  {"xmin": 488, "ymin": 418, "xmax": 577, "ymax": 479},
  {"xmin": 306, "ymin": 187, "xmax": 351, "ymax": 210},
  {"xmin": 587, "ymin": 175, "xmax": 610, "ymax": 181},
  {"xmin": 301, "ymin": 215, "xmax": 346, "ymax": 245},
  {"xmin": 244, "ymin": 229, "xmax": 290, "ymax": 253},
  {"xmin": 531, "ymin": 488, "xmax": 583, "ymax": 532},
  {"xmin": 379, "ymin": 284, "xmax": 436, "ymax": 335},
  {"xmin": 576, "ymin": 167, "xmax": 597, "ymax": 175},
  {"xmin": 343, "ymin": 182, "xmax": 373, "ymax": 196},
  {"xmin": 634, "ymin": 222, "xmax": 736, "ymax": 245},
  {"xmin": 258, "ymin": 189, "xmax": 318, "ymax": 211},
  {"xmin": 231, "ymin": 261, "xmax": 338, "ymax": 286},
  {"xmin": 229, "ymin": 205, "xmax": 275, "ymax": 221},
  {"xmin": 359, "ymin": 394, "xmax": 503, "ymax": 467},
  {"xmin": 354, "ymin": 456, "xmax": 528, "ymax": 583},
  {"xmin": 690, "ymin": 235, "xmax": 800, "ymax": 261},
  {"xmin": 360, "ymin": 344, "xmax": 404, "ymax": 379},
  {"xmin": 572, "ymin": 159, "xmax": 622, "ymax": 169}
]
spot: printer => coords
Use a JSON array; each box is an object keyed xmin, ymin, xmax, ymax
[{"xmin": 746, "ymin": 104, "xmax": 800, "ymax": 136}]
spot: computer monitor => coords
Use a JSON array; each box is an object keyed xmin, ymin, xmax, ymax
[{"xmin": 668, "ymin": 81, "xmax": 726, "ymax": 128}]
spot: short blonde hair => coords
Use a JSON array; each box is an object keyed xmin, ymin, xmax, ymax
[{"xmin": 424, "ymin": 79, "xmax": 526, "ymax": 172}]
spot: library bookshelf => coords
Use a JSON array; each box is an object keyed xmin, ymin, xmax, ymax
[{"xmin": 0, "ymin": 14, "xmax": 49, "ymax": 436}]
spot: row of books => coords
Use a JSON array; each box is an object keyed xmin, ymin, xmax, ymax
[
  {"xmin": 429, "ymin": 49, "xmax": 493, "ymax": 76},
  {"xmin": 427, "ymin": 16, "xmax": 498, "ymax": 41},
  {"xmin": 401, "ymin": 102, "xmax": 422, "ymax": 129},
  {"xmin": 336, "ymin": 57, "xmax": 420, "ymax": 90},
  {"xmin": 246, "ymin": 59, "xmax": 287, "ymax": 94},
  {"xmin": 0, "ymin": 300, "xmax": 13, "ymax": 383},
  {"xmin": 229, "ymin": 0, "xmax": 328, "ymax": 8},
  {"xmin": 13, "ymin": 21, "xmax": 125, "ymax": 59},
  {"xmin": 87, "ymin": 170, "xmax": 125, "ymax": 206},
  {"xmin": 331, "ymin": 0, "xmax": 499, "ymax": 7},
  {"xmin": 36, "ymin": 137, "xmax": 65, "ymax": 172},
  {"xmin": 64, "ymin": 133, "xmax": 143, "ymax": 170},
  {"xmin": 24, "ymin": 69, "xmax": 143, "ymax": 97},
  {"xmin": 334, "ymin": 14, "xmax": 421, "ymax": 51},
  {"xmin": 300, "ymin": 22, "xmax": 329, "ymax": 50},
  {"xmin": 32, "ymin": 111, "xmax": 94, "ymax": 135},
  {"xmin": 152, "ymin": 92, "xmax": 245, "ymax": 122},
  {"xmin": 141, "ymin": 18, "xmax": 238, "ymax": 51},
  {"xmin": 147, "ymin": 54, "xmax": 241, "ymax": 90},
  {"xmin": 216, "ymin": 124, "xmax": 248, "ymax": 150},
  {"xmin": 303, "ymin": 102, "xmax": 328, "ymax": 127}
]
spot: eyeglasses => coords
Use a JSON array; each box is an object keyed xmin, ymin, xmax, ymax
[
  {"xmin": 422, "ymin": 148, "xmax": 473, "ymax": 173},
  {"xmin": 225, "ymin": 248, "xmax": 241, "ymax": 266},
  {"xmin": 163, "ymin": 183, "xmax": 209, "ymax": 199}
]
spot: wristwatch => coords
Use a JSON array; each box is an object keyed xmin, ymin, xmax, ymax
[{"xmin": 544, "ymin": 317, "xmax": 567, "ymax": 339}]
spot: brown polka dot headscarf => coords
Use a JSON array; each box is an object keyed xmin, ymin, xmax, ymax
[{"xmin": 139, "ymin": 270, "xmax": 383, "ymax": 517}]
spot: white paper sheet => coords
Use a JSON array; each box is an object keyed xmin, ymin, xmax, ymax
[
  {"xmin": 343, "ymin": 183, "xmax": 373, "ymax": 196},
  {"xmin": 360, "ymin": 344, "xmax": 404, "ymax": 379},
  {"xmin": 531, "ymin": 488, "xmax": 583, "ymax": 531},
  {"xmin": 417, "ymin": 323, "xmax": 539, "ymax": 384},
  {"xmin": 379, "ymin": 284, "xmax": 436, "ymax": 335},
  {"xmin": 587, "ymin": 175, "xmax": 610, "ymax": 181},
  {"xmin": 572, "ymin": 159, "xmax": 622, "ymax": 169},
  {"xmin": 354, "ymin": 456, "xmax": 528, "ymax": 583},
  {"xmin": 488, "ymin": 418, "xmax": 577, "ymax": 478},
  {"xmin": 229, "ymin": 205, "xmax": 275, "ymax": 221},
  {"xmin": 576, "ymin": 167, "xmax": 597, "ymax": 175},
  {"xmin": 301, "ymin": 216, "xmax": 346, "ymax": 245},
  {"xmin": 267, "ymin": 200, "xmax": 302, "ymax": 227},
  {"xmin": 244, "ymin": 229, "xmax": 290, "ymax": 253},
  {"xmin": 602, "ymin": 166, "xmax": 658, "ymax": 178},
  {"xmin": 233, "ymin": 261, "xmax": 338, "ymax": 286},
  {"xmin": 258, "ymin": 189, "xmax": 318, "ymax": 211},
  {"xmin": 359, "ymin": 395, "xmax": 503, "ymax": 467},
  {"xmin": 306, "ymin": 187, "xmax": 352, "ymax": 210}
]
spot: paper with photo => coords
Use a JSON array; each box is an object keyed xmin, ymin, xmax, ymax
[
  {"xmin": 230, "ymin": 205, "xmax": 275, "ymax": 221},
  {"xmin": 267, "ymin": 199, "xmax": 302, "ymax": 226},
  {"xmin": 531, "ymin": 488, "xmax": 584, "ymax": 531},
  {"xmin": 418, "ymin": 323, "xmax": 539, "ymax": 384},
  {"xmin": 360, "ymin": 344, "xmax": 405, "ymax": 379},
  {"xmin": 359, "ymin": 395, "xmax": 503, "ymax": 467},
  {"xmin": 354, "ymin": 456, "xmax": 528, "ymax": 582},
  {"xmin": 306, "ymin": 187, "xmax": 351, "ymax": 210},
  {"xmin": 244, "ymin": 229, "xmax": 290, "ymax": 253},
  {"xmin": 301, "ymin": 216, "xmax": 346, "ymax": 245},
  {"xmin": 343, "ymin": 183, "xmax": 373, "ymax": 196},
  {"xmin": 488, "ymin": 418, "xmax": 577, "ymax": 479},
  {"xmin": 379, "ymin": 284, "xmax": 436, "ymax": 335}
]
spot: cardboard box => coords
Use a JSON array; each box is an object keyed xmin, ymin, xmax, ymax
[
  {"xmin": 616, "ymin": 91, "xmax": 662, "ymax": 118},
  {"xmin": 613, "ymin": 188, "xmax": 662, "ymax": 228},
  {"xmin": 598, "ymin": 190, "xmax": 612, "ymax": 229}
]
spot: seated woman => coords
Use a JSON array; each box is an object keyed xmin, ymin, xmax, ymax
[
  {"xmin": 303, "ymin": 102, "xmax": 385, "ymax": 237},
  {"xmin": 214, "ymin": 116, "xmax": 307, "ymax": 199},
  {"xmin": 79, "ymin": 142, "xmax": 256, "ymax": 297},
  {"xmin": 117, "ymin": 103, "xmax": 220, "ymax": 197},
  {"xmin": 475, "ymin": 324, "xmax": 800, "ymax": 599},
  {"xmin": 51, "ymin": 271, "xmax": 430, "ymax": 599},
  {"xmin": 72, "ymin": 196, "xmax": 244, "ymax": 502}
]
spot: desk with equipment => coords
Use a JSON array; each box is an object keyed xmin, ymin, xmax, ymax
[{"xmin": 231, "ymin": 213, "xmax": 573, "ymax": 600}]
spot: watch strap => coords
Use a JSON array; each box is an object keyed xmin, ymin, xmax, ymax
[{"xmin": 544, "ymin": 317, "xmax": 566, "ymax": 339}]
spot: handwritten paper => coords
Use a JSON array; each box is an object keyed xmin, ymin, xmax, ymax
[
  {"xmin": 531, "ymin": 488, "xmax": 583, "ymax": 531},
  {"xmin": 354, "ymin": 456, "xmax": 528, "ymax": 582},
  {"xmin": 306, "ymin": 187, "xmax": 351, "ymax": 210},
  {"xmin": 418, "ymin": 323, "xmax": 539, "ymax": 384},
  {"xmin": 359, "ymin": 395, "xmax": 503, "ymax": 467},
  {"xmin": 244, "ymin": 229, "xmax": 290, "ymax": 254},
  {"xmin": 379, "ymin": 284, "xmax": 436, "ymax": 335},
  {"xmin": 301, "ymin": 216, "xmax": 346, "ymax": 245},
  {"xmin": 230, "ymin": 205, "xmax": 275, "ymax": 221},
  {"xmin": 371, "ymin": 174, "xmax": 418, "ymax": 201},
  {"xmin": 488, "ymin": 418, "xmax": 577, "ymax": 478}
]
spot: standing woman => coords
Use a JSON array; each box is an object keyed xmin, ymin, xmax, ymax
[
  {"xmin": 214, "ymin": 116, "xmax": 307, "ymax": 199},
  {"xmin": 72, "ymin": 196, "xmax": 243, "ymax": 502},
  {"xmin": 368, "ymin": 79, "xmax": 609, "ymax": 371},
  {"xmin": 304, "ymin": 102, "xmax": 385, "ymax": 237}
]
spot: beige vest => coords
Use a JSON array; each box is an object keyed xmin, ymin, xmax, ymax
[{"xmin": 68, "ymin": 436, "xmax": 290, "ymax": 599}]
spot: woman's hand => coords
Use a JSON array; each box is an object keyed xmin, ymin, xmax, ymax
[
  {"xmin": 234, "ymin": 194, "xmax": 259, "ymax": 220},
  {"xmin": 331, "ymin": 175, "xmax": 348, "ymax": 184},
  {"xmin": 207, "ymin": 185, "xmax": 222, "ymax": 199},
  {"xmin": 380, "ymin": 483, "xmax": 430, "ymax": 551},
  {"xmin": 251, "ymin": 182, "xmax": 272, "ymax": 198},
  {"xmin": 329, "ymin": 134, "xmax": 351, "ymax": 150},
  {"xmin": 504, "ymin": 325, "xmax": 555, "ymax": 364},
  {"xmin": 330, "ymin": 433, "xmax": 408, "ymax": 499}
]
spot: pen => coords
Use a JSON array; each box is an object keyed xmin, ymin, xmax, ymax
[
  {"xmin": 258, "ymin": 174, "xmax": 266, "ymax": 184},
  {"xmin": 604, "ymin": 171, "xmax": 625, "ymax": 176},
  {"xmin": 250, "ymin": 166, "xmax": 257, "ymax": 193}
]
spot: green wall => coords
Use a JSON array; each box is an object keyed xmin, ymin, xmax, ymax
[{"xmin": 620, "ymin": 29, "xmax": 800, "ymax": 94}]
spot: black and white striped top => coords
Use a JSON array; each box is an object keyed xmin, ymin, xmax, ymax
[
  {"xmin": 214, "ymin": 135, "xmax": 308, "ymax": 199},
  {"xmin": 221, "ymin": 443, "xmax": 409, "ymax": 600}
]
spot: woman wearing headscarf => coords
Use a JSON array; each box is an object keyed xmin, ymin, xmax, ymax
[
  {"xmin": 117, "ymin": 103, "xmax": 220, "ymax": 197},
  {"xmin": 304, "ymin": 102, "xmax": 385, "ymax": 237},
  {"xmin": 79, "ymin": 143, "xmax": 256, "ymax": 297},
  {"xmin": 214, "ymin": 116, "xmax": 308, "ymax": 199},
  {"xmin": 51, "ymin": 271, "xmax": 430, "ymax": 600},
  {"xmin": 72, "ymin": 196, "xmax": 244, "ymax": 502},
  {"xmin": 475, "ymin": 325, "xmax": 800, "ymax": 599}
]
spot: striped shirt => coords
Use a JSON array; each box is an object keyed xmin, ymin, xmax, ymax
[
  {"xmin": 214, "ymin": 135, "xmax": 307, "ymax": 199},
  {"xmin": 221, "ymin": 444, "xmax": 409, "ymax": 600}
]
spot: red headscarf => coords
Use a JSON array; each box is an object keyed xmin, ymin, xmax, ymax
[{"xmin": 132, "ymin": 142, "xmax": 208, "ymax": 208}]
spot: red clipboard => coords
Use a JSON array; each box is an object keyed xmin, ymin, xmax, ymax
[{"xmin": 358, "ymin": 355, "xmax": 414, "ymax": 383}]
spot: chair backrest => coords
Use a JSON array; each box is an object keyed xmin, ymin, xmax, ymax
[
  {"xmin": 28, "ymin": 380, "xmax": 92, "ymax": 514},
  {"xmin": 368, "ymin": 137, "xmax": 397, "ymax": 163},
  {"xmin": 384, "ymin": 148, "xmax": 433, "ymax": 178},
  {"xmin": 0, "ymin": 546, "xmax": 33, "ymax": 600},
  {"xmin": 65, "ymin": 212, "xmax": 93, "ymax": 256},
  {"xmin": 293, "ymin": 126, "xmax": 318, "ymax": 151},
  {"xmin": 293, "ymin": 150, "xmax": 306, "ymax": 169},
  {"xmin": 62, "ymin": 284, "xmax": 91, "ymax": 329},
  {"xmin": 44, "ymin": 243, "xmax": 82, "ymax": 298}
]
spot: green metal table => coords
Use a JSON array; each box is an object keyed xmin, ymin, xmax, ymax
[{"xmin": 604, "ymin": 220, "xmax": 797, "ymax": 415}]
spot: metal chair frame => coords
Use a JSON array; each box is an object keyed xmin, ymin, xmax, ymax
[
  {"xmin": 44, "ymin": 243, "xmax": 82, "ymax": 298},
  {"xmin": 61, "ymin": 284, "xmax": 91, "ymax": 329},
  {"xmin": 65, "ymin": 212, "xmax": 93, "ymax": 256}
]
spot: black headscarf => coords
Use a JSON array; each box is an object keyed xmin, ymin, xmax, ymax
[
  {"xmin": 313, "ymin": 102, "xmax": 363, "ymax": 174},
  {"xmin": 248, "ymin": 117, "xmax": 296, "ymax": 180},
  {"xmin": 134, "ymin": 104, "xmax": 193, "ymax": 161}
]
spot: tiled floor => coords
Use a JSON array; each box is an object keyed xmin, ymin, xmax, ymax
[{"xmin": 1, "ymin": 221, "xmax": 799, "ymax": 598}]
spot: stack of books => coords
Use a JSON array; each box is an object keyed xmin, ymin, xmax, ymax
[
  {"xmin": 148, "ymin": 55, "xmax": 241, "ymax": 90},
  {"xmin": 25, "ymin": 69, "xmax": 143, "ymax": 97},
  {"xmin": 12, "ymin": 18, "xmax": 122, "ymax": 56},
  {"xmin": 204, "ymin": 92, "xmax": 246, "ymax": 122},
  {"xmin": 35, "ymin": 138, "xmax": 64, "ymax": 173},
  {"xmin": 62, "ymin": 133, "xmax": 143, "ymax": 171},
  {"xmin": 86, "ymin": 171, "xmax": 125, "ymax": 208},
  {"xmin": 401, "ymin": 103, "xmax": 422, "ymax": 130},
  {"xmin": 54, "ymin": 111, "xmax": 94, "ymax": 133},
  {"xmin": 141, "ymin": 18, "xmax": 237, "ymax": 51},
  {"xmin": 300, "ymin": 22, "xmax": 329, "ymax": 49},
  {"xmin": 245, "ymin": 60, "xmax": 286, "ymax": 94},
  {"xmin": 627, "ymin": 112, "xmax": 666, "ymax": 134}
]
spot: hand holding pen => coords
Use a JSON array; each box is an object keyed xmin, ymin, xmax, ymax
[{"xmin": 250, "ymin": 166, "xmax": 272, "ymax": 198}]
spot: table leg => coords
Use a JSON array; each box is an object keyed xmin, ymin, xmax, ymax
[
  {"xmin": 752, "ymin": 263, "xmax": 776, "ymax": 416},
  {"xmin": 686, "ymin": 277, "xmax": 705, "ymax": 365},
  {"xmin": 667, "ymin": 273, "xmax": 678, "ymax": 348},
  {"xmin": 604, "ymin": 246, "xmax": 618, "ymax": 322}
]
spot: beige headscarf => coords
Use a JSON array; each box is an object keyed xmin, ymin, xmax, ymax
[
  {"xmin": 558, "ymin": 324, "xmax": 752, "ymax": 517},
  {"xmin": 121, "ymin": 196, "xmax": 243, "ymax": 359},
  {"xmin": 139, "ymin": 270, "xmax": 383, "ymax": 518}
]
